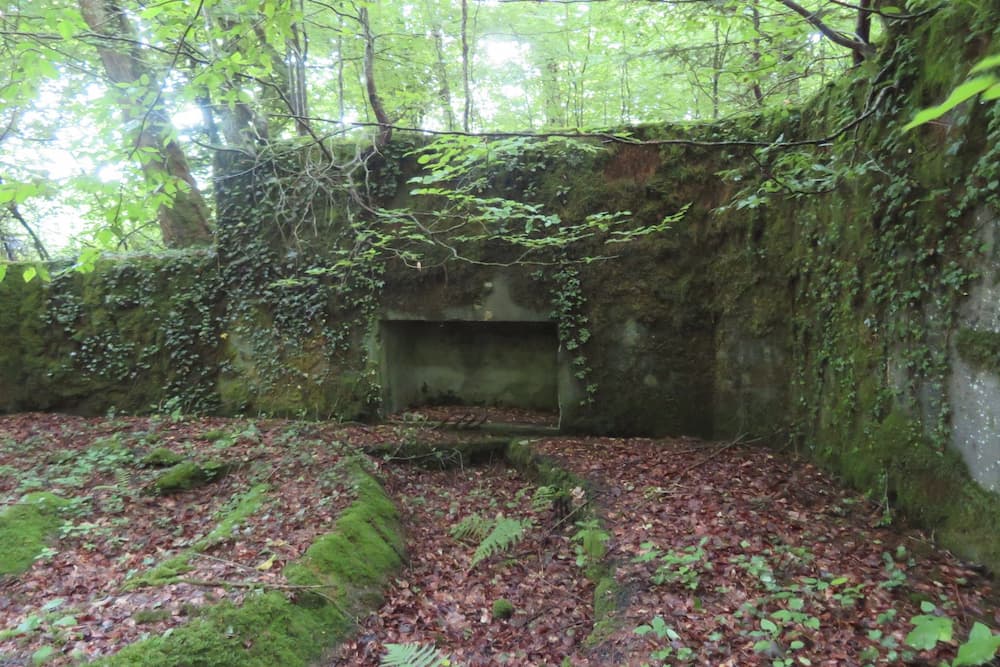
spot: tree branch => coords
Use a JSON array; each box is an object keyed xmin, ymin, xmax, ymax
[
  {"xmin": 774, "ymin": 0, "xmax": 875, "ymax": 57},
  {"xmin": 284, "ymin": 83, "xmax": 890, "ymax": 151}
]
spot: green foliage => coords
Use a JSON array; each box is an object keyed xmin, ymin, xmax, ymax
[
  {"xmin": 955, "ymin": 328, "xmax": 1000, "ymax": 373},
  {"xmin": 634, "ymin": 616, "xmax": 694, "ymax": 663},
  {"xmin": 380, "ymin": 642, "xmax": 451, "ymax": 667},
  {"xmin": 449, "ymin": 512, "xmax": 493, "ymax": 542},
  {"xmin": 571, "ymin": 519, "xmax": 609, "ymax": 569},
  {"xmin": 471, "ymin": 517, "xmax": 530, "ymax": 568},
  {"xmin": 904, "ymin": 53, "xmax": 1000, "ymax": 131},
  {"xmin": 548, "ymin": 265, "xmax": 596, "ymax": 405},
  {"xmin": 635, "ymin": 538, "xmax": 712, "ymax": 591},
  {"xmin": 904, "ymin": 602, "xmax": 1000, "ymax": 666}
]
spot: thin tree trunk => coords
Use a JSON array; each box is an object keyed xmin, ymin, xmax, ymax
[
  {"xmin": 712, "ymin": 20, "xmax": 722, "ymax": 120},
  {"xmin": 461, "ymin": 0, "xmax": 471, "ymax": 132},
  {"xmin": 853, "ymin": 0, "xmax": 872, "ymax": 66},
  {"xmin": 751, "ymin": 1, "xmax": 764, "ymax": 106},
  {"xmin": 431, "ymin": 27, "xmax": 456, "ymax": 131},
  {"xmin": 77, "ymin": 0, "xmax": 213, "ymax": 248},
  {"xmin": 288, "ymin": 0, "xmax": 310, "ymax": 135},
  {"xmin": 0, "ymin": 177, "xmax": 50, "ymax": 260},
  {"xmin": 359, "ymin": 6, "xmax": 391, "ymax": 146}
]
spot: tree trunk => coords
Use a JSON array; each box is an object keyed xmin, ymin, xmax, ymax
[
  {"xmin": 77, "ymin": 0, "xmax": 213, "ymax": 248},
  {"xmin": 431, "ymin": 27, "xmax": 456, "ymax": 131},
  {"xmin": 461, "ymin": 0, "xmax": 472, "ymax": 132},
  {"xmin": 751, "ymin": 1, "xmax": 764, "ymax": 106},
  {"xmin": 288, "ymin": 0, "xmax": 310, "ymax": 136},
  {"xmin": 360, "ymin": 6, "xmax": 392, "ymax": 146},
  {"xmin": 854, "ymin": 0, "xmax": 872, "ymax": 66}
]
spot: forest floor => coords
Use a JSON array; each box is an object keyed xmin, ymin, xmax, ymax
[{"xmin": 0, "ymin": 411, "xmax": 997, "ymax": 666}]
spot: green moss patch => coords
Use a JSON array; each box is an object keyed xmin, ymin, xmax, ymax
[
  {"xmin": 140, "ymin": 447, "xmax": 185, "ymax": 468},
  {"xmin": 364, "ymin": 436, "xmax": 509, "ymax": 469},
  {"xmin": 0, "ymin": 493, "xmax": 68, "ymax": 575},
  {"xmin": 99, "ymin": 467, "xmax": 403, "ymax": 666},
  {"xmin": 956, "ymin": 328, "xmax": 1000, "ymax": 374},
  {"xmin": 839, "ymin": 410, "xmax": 1000, "ymax": 571},
  {"xmin": 491, "ymin": 598, "xmax": 515, "ymax": 620},
  {"xmin": 128, "ymin": 484, "xmax": 269, "ymax": 589},
  {"xmin": 151, "ymin": 460, "xmax": 232, "ymax": 495}
]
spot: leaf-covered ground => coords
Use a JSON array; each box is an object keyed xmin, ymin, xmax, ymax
[
  {"xmin": 0, "ymin": 413, "xmax": 363, "ymax": 664},
  {"xmin": 0, "ymin": 413, "xmax": 997, "ymax": 666}
]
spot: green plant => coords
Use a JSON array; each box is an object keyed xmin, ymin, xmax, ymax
[
  {"xmin": 380, "ymin": 642, "xmax": 453, "ymax": 667},
  {"xmin": 635, "ymin": 537, "xmax": 711, "ymax": 591},
  {"xmin": 470, "ymin": 517, "xmax": 531, "ymax": 569},
  {"xmin": 634, "ymin": 616, "xmax": 694, "ymax": 663},
  {"xmin": 571, "ymin": 519, "xmax": 609, "ymax": 569},
  {"xmin": 549, "ymin": 265, "xmax": 596, "ymax": 405},
  {"xmin": 449, "ymin": 512, "xmax": 492, "ymax": 542},
  {"xmin": 905, "ymin": 602, "xmax": 1000, "ymax": 666}
]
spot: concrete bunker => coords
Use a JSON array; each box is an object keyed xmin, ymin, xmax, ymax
[{"xmin": 378, "ymin": 320, "xmax": 561, "ymax": 419}]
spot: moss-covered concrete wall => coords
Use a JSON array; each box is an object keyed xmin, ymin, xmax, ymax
[{"xmin": 2, "ymin": 1, "xmax": 1000, "ymax": 568}]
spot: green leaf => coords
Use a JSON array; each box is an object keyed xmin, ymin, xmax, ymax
[
  {"xmin": 380, "ymin": 642, "xmax": 445, "ymax": 667},
  {"xmin": 31, "ymin": 645, "xmax": 55, "ymax": 665},
  {"xmin": 17, "ymin": 615, "xmax": 42, "ymax": 634},
  {"xmin": 981, "ymin": 83, "xmax": 1000, "ymax": 102},
  {"xmin": 22, "ymin": 265, "xmax": 37, "ymax": 282},
  {"xmin": 41, "ymin": 598, "xmax": 65, "ymax": 612},
  {"xmin": 954, "ymin": 623, "xmax": 1000, "ymax": 666},
  {"xmin": 904, "ymin": 76, "xmax": 998, "ymax": 131},
  {"xmin": 470, "ymin": 517, "xmax": 530, "ymax": 568},
  {"xmin": 0, "ymin": 263, "xmax": 7, "ymax": 282},
  {"xmin": 905, "ymin": 615, "xmax": 953, "ymax": 651},
  {"xmin": 970, "ymin": 54, "xmax": 1000, "ymax": 74}
]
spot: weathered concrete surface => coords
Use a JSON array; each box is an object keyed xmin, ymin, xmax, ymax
[
  {"xmin": 379, "ymin": 320, "xmax": 559, "ymax": 413},
  {"xmin": 949, "ymin": 209, "xmax": 1000, "ymax": 493}
]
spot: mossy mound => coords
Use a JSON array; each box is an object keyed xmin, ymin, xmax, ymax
[
  {"xmin": 0, "ymin": 492, "xmax": 69, "ymax": 575},
  {"xmin": 140, "ymin": 447, "xmax": 185, "ymax": 468},
  {"xmin": 151, "ymin": 460, "xmax": 231, "ymax": 495},
  {"xmin": 96, "ymin": 466, "xmax": 403, "ymax": 666},
  {"xmin": 491, "ymin": 598, "xmax": 515, "ymax": 620}
]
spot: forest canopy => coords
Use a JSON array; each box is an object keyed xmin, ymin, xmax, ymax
[{"xmin": 0, "ymin": 0, "xmax": 891, "ymax": 258}]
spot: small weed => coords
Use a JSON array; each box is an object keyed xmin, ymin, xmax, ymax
[
  {"xmin": 635, "ymin": 537, "xmax": 711, "ymax": 591},
  {"xmin": 634, "ymin": 616, "xmax": 695, "ymax": 663}
]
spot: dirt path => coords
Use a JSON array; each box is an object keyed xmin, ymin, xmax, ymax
[{"xmin": 328, "ymin": 461, "xmax": 595, "ymax": 666}]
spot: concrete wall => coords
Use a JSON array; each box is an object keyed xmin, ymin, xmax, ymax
[
  {"xmin": 379, "ymin": 320, "xmax": 559, "ymax": 413},
  {"xmin": 949, "ymin": 209, "xmax": 1000, "ymax": 493}
]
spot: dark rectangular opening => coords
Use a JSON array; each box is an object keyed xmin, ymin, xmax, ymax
[{"xmin": 380, "ymin": 320, "xmax": 559, "ymax": 415}]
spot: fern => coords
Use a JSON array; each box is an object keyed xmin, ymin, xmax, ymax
[
  {"xmin": 450, "ymin": 512, "xmax": 492, "ymax": 542},
  {"xmin": 531, "ymin": 485, "xmax": 564, "ymax": 512},
  {"xmin": 470, "ymin": 517, "xmax": 531, "ymax": 568},
  {"xmin": 114, "ymin": 467, "xmax": 133, "ymax": 489},
  {"xmin": 380, "ymin": 642, "xmax": 447, "ymax": 667}
]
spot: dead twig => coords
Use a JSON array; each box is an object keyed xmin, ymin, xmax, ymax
[{"xmin": 673, "ymin": 433, "xmax": 756, "ymax": 480}]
